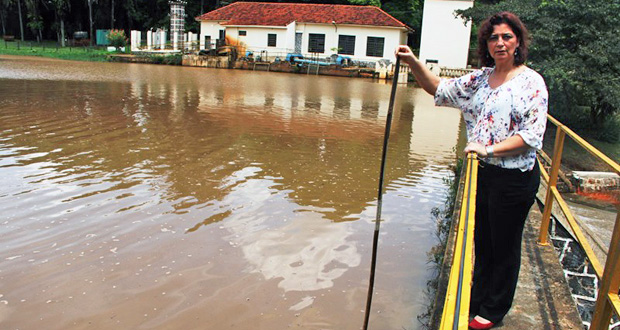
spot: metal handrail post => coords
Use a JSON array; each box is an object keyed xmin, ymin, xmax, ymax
[
  {"xmin": 439, "ymin": 153, "xmax": 478, "ymax": 330},
  {"xmin": 538, "ymin": 126, "xmax": 566, "ymax": 245},
  {"xmin": 590, "ymin": 206, "xmax": 620, "ymax": 330},
  {"xmin": 548, "ymin": 116, "xmax": 620, "ymax": 174}
]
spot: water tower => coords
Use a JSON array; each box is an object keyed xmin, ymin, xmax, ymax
[{"xmin": 169, "ymin": 1, "xmax": 187, "ymax": 36}]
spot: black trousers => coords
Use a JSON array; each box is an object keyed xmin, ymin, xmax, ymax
[{"xmin": 469, "ymin": 161, "xmax": 540, "ymax": 323}]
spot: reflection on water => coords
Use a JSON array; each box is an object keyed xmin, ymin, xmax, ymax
[{"xmin": 0, "ymin": 55, "xmax": 464, "ymax": 329}]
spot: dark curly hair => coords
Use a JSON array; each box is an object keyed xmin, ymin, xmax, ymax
[{"xmin": 477, "ymin": 12, "xmax": 529, "ymax": 67}]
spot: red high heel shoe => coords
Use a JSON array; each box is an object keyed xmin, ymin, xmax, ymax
[{"xmin": 468, "ymin": 316, "xmax": 495, "ymax": 329}]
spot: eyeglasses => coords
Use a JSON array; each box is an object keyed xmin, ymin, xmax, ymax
[{"xmin": 488, "ymin": 33, "xmax": 515, "ymax": 42}]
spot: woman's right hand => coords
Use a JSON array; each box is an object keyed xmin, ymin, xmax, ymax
[
  {"xmin": 394, "ymin": 45, "xmax": 440, "ymax": 96},
  {"xmin": 395, "ymin": 45, "xmax": 418, "ymax": 65}
]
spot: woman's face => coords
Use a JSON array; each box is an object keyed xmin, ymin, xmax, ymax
[{"xmin": 487, "ymin": 23, "xmax": 520, "ymax": 65}]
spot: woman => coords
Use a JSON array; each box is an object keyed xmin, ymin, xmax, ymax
[{"xmin": 396, "ymin": 12, "xmax": 548, "ymax": 329}]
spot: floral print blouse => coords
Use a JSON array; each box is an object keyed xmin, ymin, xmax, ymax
[{"xmin": 435, "ymin": 67, "xmax": 548, "ymax": 172}]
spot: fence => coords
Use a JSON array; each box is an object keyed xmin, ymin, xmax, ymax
[
  {"xmin": 440, "ymin": 115, "xmax": 619, "ymax": 329},
  {"xmin": 539, "ymin": 115, "xmax": 619, "ymax": 330},
  {"xmin": 439, "ymin": 152, "xmax": 478, "ymax": 330},
  {"xmin": 130, "ymin": 30, "xmax": 199, "ymax": 53}
]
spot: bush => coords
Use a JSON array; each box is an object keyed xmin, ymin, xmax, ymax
[
  {"xmin": 593, "ymin": 115, "xmax": 620, "ymax": 143},
  {"xmin": 107, "ymin": 29, "xmax": 127, "ymax": 51},
  {"xmin": 147, "ymin": 54, "xmax": 183, "ymax": 65},
  {"xmin": 457, "ymin": 0, "xmax": 620, "ymax": 143}
]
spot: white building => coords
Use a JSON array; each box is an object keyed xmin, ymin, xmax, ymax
[
  {"xmin": 418, "ymin": 0, "xmax": 473, "ymax": 69},
  {"xmin": 195, "ymin": 2, "xmax": 411, "ymax": 62}
]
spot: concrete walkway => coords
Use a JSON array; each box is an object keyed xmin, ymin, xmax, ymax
[
  {"xmin": 430, "ymin": 185, "xmax": 584, "ymax": 329},
  {"xmin": 496, "ymin": 203, "xmax": 583, "ymax": 330}
]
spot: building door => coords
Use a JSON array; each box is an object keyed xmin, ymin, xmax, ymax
[
  {"xmin": 295, "ymin": 33, "xmax": 302, "ymax": 54},
  {"xmin": 218, "ymin": 29, "xmax": 226, "ymax": 47}
]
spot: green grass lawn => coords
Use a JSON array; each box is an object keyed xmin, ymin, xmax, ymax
[{"xmin": 0, "ymin": 40, "xmax": 117, "ymax": 62}]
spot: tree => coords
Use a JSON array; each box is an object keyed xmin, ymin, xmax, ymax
[
  {"xmin": 122, "ymin": 0, "xmax": 139, "ymax": 31},
  {"xmin": 349, "ymin": 0, "xmax": 381, "ymax": 7},
  {"xmin": 17, "ymin": 0, "xmax": 24, "ymax": 40},
  {"xmin": 457, "ymin": 0, "xmax": 620, "ymax": 142},
  {"xmin": 86, "ymin": 0, "xmax": 95, "ymax": 46},
  {"xmin": 381, "ymin": 0, "xmax": 423, "ymax": 47},
  {"xmin": 24, "ymin": 0, "xmax": 42, "ymax": 42},
  {"xmin": 0, "ymin": 0, "xmax": 12, "ymax": 36},
  {"xmin": 50, "ymin": 0, "xmax": 70, "ymax": 46}
]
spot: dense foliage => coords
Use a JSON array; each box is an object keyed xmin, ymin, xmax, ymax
[
  {"xmin": 0, "ymin": 0, "xmax": 423, "ymax": 46},
  {"xmin": 457, "ymin": 0, "xmax": 620, "ymax": 142}
]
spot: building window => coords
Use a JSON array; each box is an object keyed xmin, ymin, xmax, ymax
[
  {"xmin": 267, "ymin": 34, "xmax": 277, "ymax": 47},
  {"xmin": 338, "ymin": 35, "xmax": 355, "ymax": 55},
  {"xmin": 366, "ymin": 37, "xmax": 384, "ymax": 57},
  {"xmin": 239, "ymin": 30, "xmax": 247, "ymax": 36},
  {"xmin": 308, "ymin": 34, "xmax": 325, "ymax": 53}
]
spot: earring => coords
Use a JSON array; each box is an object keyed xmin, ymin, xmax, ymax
[{"xmin": 514, "ymin": 48, "xmax": 519, "ymax": 58}]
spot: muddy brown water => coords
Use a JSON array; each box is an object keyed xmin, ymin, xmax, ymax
[{"xmin": 0, "ymin": 55, "xmax": 464, "ymax": 329}]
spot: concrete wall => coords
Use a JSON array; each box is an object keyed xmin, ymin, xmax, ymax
[
  {"xmin": 572, "ymin": 171, "xmax": 620, "ymax": 193},
  {"xmin": 418, "ymin": 0, "xmax": 473, "ymax": 69},
  {"xmin": 199, "ymin": 20, "xmax": 407, "ymax": 62},
  {"xmin": 285, "ymin": 22, "xmax": 297, "ymax": 54},
  {"xmin": 226, "ymin": 26, "xmax": 289, "ymax": 56},
  {"xmin": 199, "ymin": 21, "xmax": 225, "ymax": 49},
  {"xmin": 293, "ymin": 23, "xmax": 405, "ymax": 62}
]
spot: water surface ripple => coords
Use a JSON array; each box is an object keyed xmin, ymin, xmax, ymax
[{"xmin": 0, "ymin": 55, "xmax": 464, "ymax": 329}]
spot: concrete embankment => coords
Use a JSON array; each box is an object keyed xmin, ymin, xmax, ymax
[
  {"xmin": 182, "ymin": 54, "xmax": 380, "ymax": 78},
  {"xmin": 108, "ymin": 53, "xmax": 381, "ymax": 78}
]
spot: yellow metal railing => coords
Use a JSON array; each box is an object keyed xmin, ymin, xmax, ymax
[
  {"xmin": 440, "ymin": 114, "xmax": 619, "ymax": 329},
  {"xmin": 440, "ymin": 152, "xmax": 478, "ymax": 330},
  {"xmin": 538, "ymin": 115, "xmax": 620, "ymax": 330}
]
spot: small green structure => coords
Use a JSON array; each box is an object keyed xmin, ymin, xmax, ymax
[{"xmin": 96, "ymin": 29, "xmax": 110, "ymax": 46}]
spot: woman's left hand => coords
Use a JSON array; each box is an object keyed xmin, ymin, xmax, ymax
[{"xmin": 464, "ymin": 142, "xmax": 488, "ymax": 157}]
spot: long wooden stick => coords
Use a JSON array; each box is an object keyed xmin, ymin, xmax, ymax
[{"xmin": 363, "ymin": 57, "xmax": 401, "ymax": 330}]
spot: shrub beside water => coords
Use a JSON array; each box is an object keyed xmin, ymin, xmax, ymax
[
  {"xmin": 107, "ymin": 30, "xmax": 128, "ymax": 52},
  {"xmin": 147, "ymin": 54, "xmax": 183, "ymax": 65},
  {"xmin": 417, "ymin": 157, "xmax": 463, "ymax": 329}
]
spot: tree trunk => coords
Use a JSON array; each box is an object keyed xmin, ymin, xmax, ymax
[
  {"xmin": 110, "ymin": 0, "xmax": 114, "ymax": 29},
  {"xmin": 60, "ymin": 19, "xmax": 65, "ymax": 47},
  {"xmin": 17, "ymin": 0, "xmax": 25, "ymax": 41},
  {"xmin": 54, "ymin": 11, "xmax": 59, "ymax": 43},
  {"xmin": 1, "ymin": 9, "xmax": 6, "ymax": 36},
  {"xmin": 123, "ymin": 0, "xmax": 132, "ymax": 31},
  {"xmin": 88, "ymin": 0, "xmax": 93, "ymax": 46}
]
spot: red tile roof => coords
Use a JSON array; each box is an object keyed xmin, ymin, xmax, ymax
[{"xmin": 196, "ymin": 2, "xmax": 407, "ymax": 28}]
